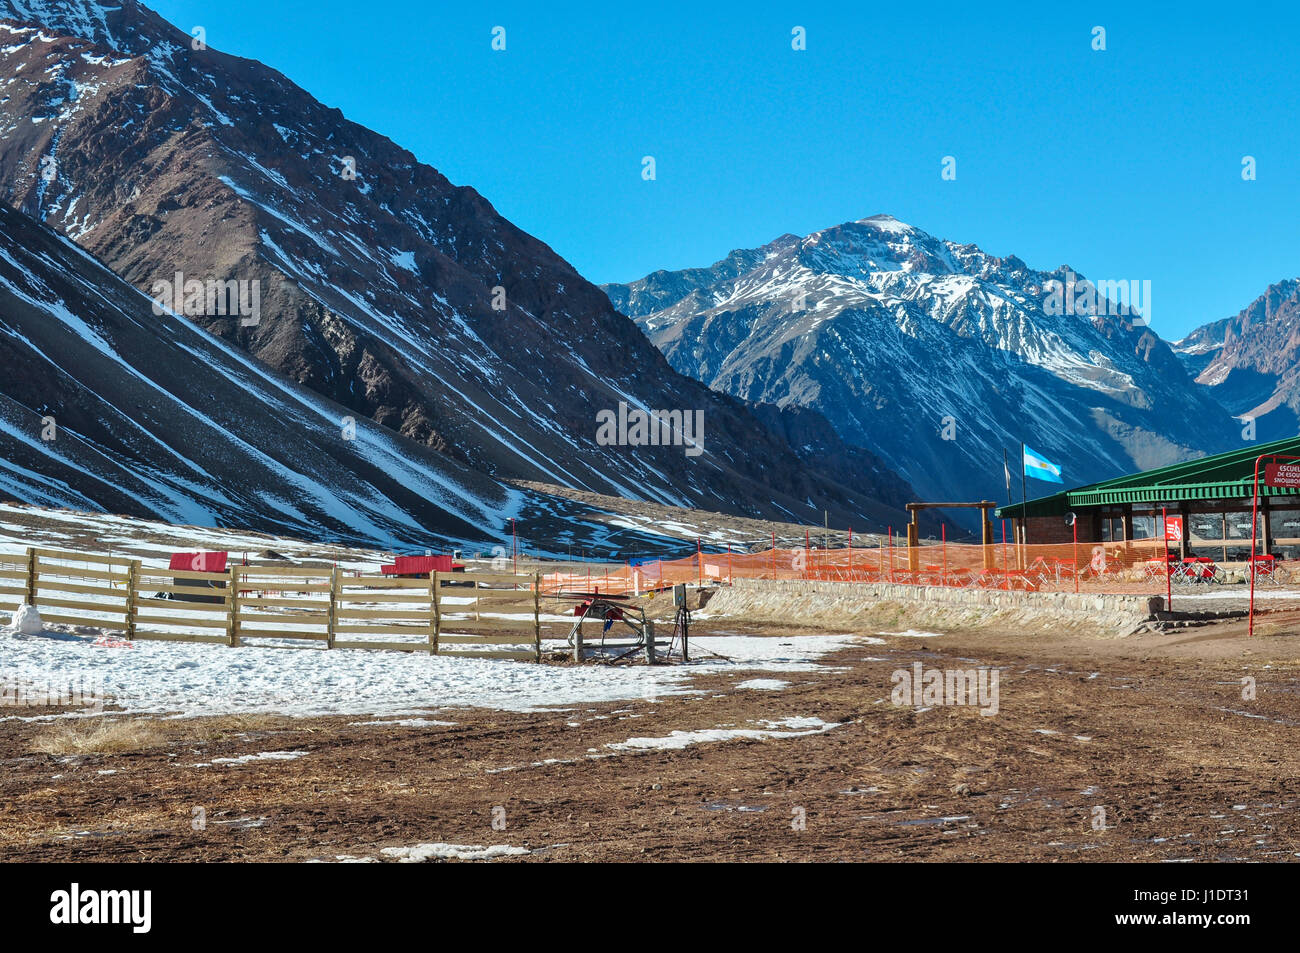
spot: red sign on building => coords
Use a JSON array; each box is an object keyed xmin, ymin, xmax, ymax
[
  {"xmin": 1265, "ymin": 462, "xmax": 1300, "ymax": 489},
  {"xmin": 1164, "ymin": 517, "xmax": 1184, "ymax": 542}
]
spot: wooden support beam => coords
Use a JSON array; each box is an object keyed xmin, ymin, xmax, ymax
[
  {"xmin": 227, "ymin": 565, "xmax": 241, "ymax": 647},
  {"xmin": 327, "ymin": 567, "xmax": 338, "ymax": 649},
  {"xmin": 430, "ymin": 572, "xmax": 440, "ymax": 655},
  {"xmin": 23, "ymin": 547, "xmax": 35, "ymax": 604},
  {"xmin": 533, "ymin": 573, "xmax": 541, "ymax": 662},
  {"xmin": 125, "ymin": 560, "xmax": 140, "ymax": 640}
]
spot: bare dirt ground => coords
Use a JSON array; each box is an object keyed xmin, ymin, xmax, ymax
[{"xmin": 3, "ymin": 609, "xmax": 1299, "ymax": 863}]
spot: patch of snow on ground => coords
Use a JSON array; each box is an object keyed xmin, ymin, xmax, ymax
[
  {"xmin": 199, "ymin": 750, "xmax": 309, "ymax": 767},
  {"xmin": 735, "ymin": 678, "xmax": 789, "ymax": 691},
  {"xmin": 379, "ymin": 843, "xmax": 530, "ymax": 862},
  {"xmin": 0, "ymin": 629, "xmax": 862, "ymax": 718},
  {"xmin": 607, "ymin": 715, "xmax": 838, "ymax": 751}
]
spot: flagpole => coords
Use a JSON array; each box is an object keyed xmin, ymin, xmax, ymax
[{"xmin": 1020, "ymin": 441, "xmax": 1029, "ymax": 548}]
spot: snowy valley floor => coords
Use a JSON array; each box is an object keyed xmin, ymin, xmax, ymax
[{"xmin": 3, "ymin": 611, "xmax": 1300, "ymax": 862}]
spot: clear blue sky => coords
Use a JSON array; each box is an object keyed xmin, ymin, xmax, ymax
[{"xmin": 148, "ymin": 0, "xmax": 1298, "ymax": 340}]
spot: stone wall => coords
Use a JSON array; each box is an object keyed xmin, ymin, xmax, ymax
[{"xmin": 700, "ymin": 578, "xmax": 1164, "ymax": 635}]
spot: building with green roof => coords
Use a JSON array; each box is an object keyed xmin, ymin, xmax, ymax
[{"xmin": 995, "ymin": 435, "xmax": 1300, "ymax": 560}]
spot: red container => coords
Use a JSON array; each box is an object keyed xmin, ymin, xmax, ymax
[
  {"xmin": 386, "ymin": 555, "xmax": 466, "ymax": 576},
  {"xmin": 168, "ymin": 551, "xmax": 229, "ymax": 573}
]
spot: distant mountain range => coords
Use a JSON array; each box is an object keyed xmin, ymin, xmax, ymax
[
  {"xmin": 606, "ymin": 215, "xmax": 1247, "ymax": 513},
  {"xmin": 0, "ymin": 0, "xmax": 925, "ymax": 537},
  {"xmin": 1173, "ymin": 279, "xmax": 1300, "ymax": 443},
  {"xmin": 1, "ymin": 1, "xmax": 1291, "ymax": 544}
]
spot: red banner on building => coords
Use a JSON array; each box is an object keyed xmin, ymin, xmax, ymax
[
  {"xmin": 1265, "ymin": 462, "xmax": 1300, "ymax": 489},
  {"xmin": 1164, "ymin": 517, "xmax": 1183, "ymax": 542}
]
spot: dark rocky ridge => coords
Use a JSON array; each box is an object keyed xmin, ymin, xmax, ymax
[
  {"xmin": 0, "ymin": 202, "xmax": 812, "ymax": 555},
  {"xmin": 0, "ymin": 0, "xmax": 923, "ymax": 531}
]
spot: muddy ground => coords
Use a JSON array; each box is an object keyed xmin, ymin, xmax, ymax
[{"xmin": 2, "ymin": 610, "xmax": 1299, "ymax": 862}]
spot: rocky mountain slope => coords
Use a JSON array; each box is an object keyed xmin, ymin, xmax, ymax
[
  {"xmin": 606, "ymin": 215, "xmax": 1242, "ymax": 511},
  {"xmin": 0, "ymin": 202, "xmax": 737, "ymax": 555},
  {"xmin": 0, "ymin": 0, "xmax": 919, "ymax": 530},
  {"xmin": 1173, "ymin": 279, "xmax": 1300, "ymax": 442}
]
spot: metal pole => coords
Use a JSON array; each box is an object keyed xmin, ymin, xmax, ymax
[
  {"xmin": 1020, "ymin": 442, "xmax": 1028, "ymax": 506},
  {"xmin": 1003, "ymin": 447, "xmax": 1012, "ymax": 506},
  {"xmin": 1020, "ymin": 442, "xmax": 1029, "ymax": 547},
  {"xmin": 1073, "ymin": 517, "xmax": 1079, "ymax": 594},
  {"xmin": 1002, "ymin": 519, "xmax": 1010, "ymax": 589},
  {"xmin": 1170, "ymin": 504, "xmax": 1180, "ymax": 608},
  {"xmin": 1246, "ymin": 452, "xmax": 1300, "ymax": 638},
  {"xmin": 1250, "ymin": 456, "xmax": 1262, "ymax": 637}
]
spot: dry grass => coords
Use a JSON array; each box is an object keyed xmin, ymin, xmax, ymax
[
  {"xmin": 29, "ymin": 712, "xmax": 299, "ymax": 755},
  {"xmin": 31, "ymin": 719, "xmax": 168, "ymax": 755},
  {"xmin": 180, "ymin": 713, "xmax": 294, "ymax": 741}
]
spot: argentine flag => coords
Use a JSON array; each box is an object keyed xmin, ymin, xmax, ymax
[{"xmin": 1023, "ymin": 446, "xmax": 1063, "ymax": 484}]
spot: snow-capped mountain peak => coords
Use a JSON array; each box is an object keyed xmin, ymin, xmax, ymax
[{"xmin": 604, "ymin": 218, "xmax": 1239, "ymax": 513}]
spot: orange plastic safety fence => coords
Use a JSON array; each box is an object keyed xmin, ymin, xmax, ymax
[{"xmin": 538, "ymin": 539, "xmax": 1256, "ymax": 596}]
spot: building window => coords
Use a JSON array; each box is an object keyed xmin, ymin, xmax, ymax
[
  {"xmin": 1131, "ymin": 509, "xmax": 1167, "ymax": 541},
  {"xmin": 1270, "ymin": 509, "xmax": 1300, "ymax": 541},
  {"xmin": 1225, "ymin": 511, "xmax": 1259, "ymax": 541},
  {"xmin": 1190, "ymin": 513, "xmax": 1223, "ymax": 541}
]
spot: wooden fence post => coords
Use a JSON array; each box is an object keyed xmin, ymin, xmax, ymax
[
  {"xmin": 430, "ymin": 571, "xmax": 440, "ymax": 655},
  {"xmin": 533, "ymin": 572, "xmax": 541, "ymax": 662},
  {"xmin": 23, "ymin": 546, "xmax": 35, "ymax": 604},
  {"xmin": 125, "ymin": 560, "xmax": 140, "ymax": 640},
  {"xmin": 327, "ymin": 566, "xmax": 338, "ymax": 649},
  {"xmin": 227, "ymin": 565, "xmax": 241, "ymax": 647}
]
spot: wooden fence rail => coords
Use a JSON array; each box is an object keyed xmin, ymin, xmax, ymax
[{"xmin": 1, "ymin": 549, "xmax": 543, "ymax": 660}]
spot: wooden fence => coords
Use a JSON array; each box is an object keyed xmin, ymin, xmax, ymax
[
  {"xmin": 433, "ymin": 571, "xmax": 543, "ymax": 661},
  {"xmin": 0, "ymin": 549, "xmax": 544, "ymax": 661}
]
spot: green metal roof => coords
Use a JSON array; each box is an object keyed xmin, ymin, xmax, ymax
[{"xmin": 996, "ymin": 434, "xmax": 1300, "ymax": 519}]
